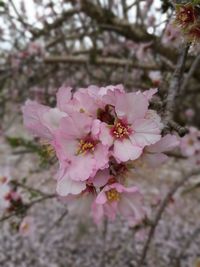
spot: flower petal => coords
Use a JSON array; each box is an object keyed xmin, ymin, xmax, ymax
[
  {"xmin": 113, "ymin": 139, "xmax": 142, "ymax": 162},
  {"xmin": 115, "ymin": 92, "xmax": 149, "ymax": 123},
  {"xmin": 56, "ymin": 177, "xmax": 86, "ymax": 196},
  {"xmin": 131, "ymin": 119, "xmax": 161, "ymax": 147}
]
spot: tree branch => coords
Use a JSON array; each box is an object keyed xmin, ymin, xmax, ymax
[
  {"xmin": 137, "ymin": 168, "xmax": 200, "ymax": 267},
  {"xmin": 44, "ymin": 54, "xmax": 162, "ymax": 70}
]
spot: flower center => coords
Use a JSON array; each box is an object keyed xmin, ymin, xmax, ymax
[
  {"xmin": 106, "ymin": 189, "xmax": 120, "ymax": 202},
  {"xmin": 40, "ymin": 140, "xmax": 55, "ymax": 157},
  {"xmin": 179, "ymin": 12, "xmax": 190, "ymax": 22},
  {"xmin": 111, "ymin": 121, "xmax": 131, "ymax": 139},
  {"xmin": 77, "ymin": 139, "xmax": 96, "ymax": 155}
]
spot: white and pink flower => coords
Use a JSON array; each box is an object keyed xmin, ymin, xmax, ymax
[
  {"xmin": 98, "ymin": 92, "xmax": 161, "ymax": 162},
  {"xmin": 22, "ymin": 84, "xmax": 179, "ymax": 225},
  {"xmin": 92, "ymin": 182, "xmax": 145, "ymax": 226}
]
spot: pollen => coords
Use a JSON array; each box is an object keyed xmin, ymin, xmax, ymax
[
  {"xmin": 45, "ymin": 145, "xmax": 55, "ymax": 157},
  {"xmin": 40, "ymin": 140, "xmax": 55, "ymax": 157},
  {"xmin": 111, "ymin": 121, "xmax": 131, "ymax": 139},
  {"xmin": 106, "ymin": 189, "xmax": 120, "ymax": 202},
  {"xmin": 77, "ymin": 139, "xmax": 95, "ymax": 155}
]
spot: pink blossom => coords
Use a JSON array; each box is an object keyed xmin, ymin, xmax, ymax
[
  {"xmin": 142, "ymin": 134, "xmax": 180, "ymax": 167},
  {"xmin": 92, "ymin": 183, "xmax": 145, "ymax": 226},
  {"xmin": 19, "ymin": 216, "xmax": 35, "ymax": 237},
  {"xmin": 149, "ymin": 71, "xmax": 162, "ymax": 87},
  {"xmin": 54, "ymin": 111, "xmax": 109, "ymax": 184},
  {"xmin": 0, "ymin": 183, "xmax": 11, "ymax": 210},
  {"xmin": 185, "ymin": 108, "xmax": 195, "ymax": 119},
  {"xmin": 22, "ymin": 100, "xmax": 66, "ymax": 140},
  {"xmin": 56, "ymin": 84, "xmax": 125, "ymax": 117},
  {"xmin": 180, "ymin": 127, "xmax": 200, "ymax": 157},
  {"xmin": 162, "ymin": 22, "xmax": 182, "ymax": 47},
  {"xmin": 60, "ymin": 186, "xmax": 96, "ymax": 218},
  {"xmin": 0, "ymin": 169, "xmax": 12, "ymax": 211},
  {"xmin": 22, "ymin": 85, "xmax": 175, "ymax": 224},
  {"xmin": 142, "ymin": 88, "xmax": 158, "ymax": 101},
  {"xmin": 99, "ymin": 92, "xmax": 161, "ymax": 162}
]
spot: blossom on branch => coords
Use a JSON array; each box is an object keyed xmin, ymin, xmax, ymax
[{"xmin": 22, "ymin": 85, "xmax": 179, "ymax": 225}]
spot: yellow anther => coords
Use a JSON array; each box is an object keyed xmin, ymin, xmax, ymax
[
  {"xmin": 106, "ymin": 189, "xmax": 120, "ymax": 202},
  {"xmin": 112, "ymin": 121, "xmax": 130, "ymax": 139},
  {"xmin": 77, "ymin": 139, "xmax": 95, "ymax": 155}
]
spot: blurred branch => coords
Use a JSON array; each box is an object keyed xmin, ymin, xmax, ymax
[
  {"xmin": 68, "ymin": 0, "xmax": 178, "ymax": 62},
  {"xmin": 40, "ymin": 209, "xmax": 68, "ymax": 242},
  {"xmin": 44, "ymin": 55, "xmax": 162, "ymax": 70},
  {"xmin": 31, "ymin": 7, "xmax": 80, "ymax": 39},
  {"xmin": 138, "ymin": 168, "xmax": 200, "ymax": 267},
  {"xmin": 164, "ymin": 43, "xmax": 190, "ymax": 135},
  {"xmin": 180, "ymin": 53, "xmax": 200, "ymax": 95},
  {"xmin": 11, "ymin": 180, "xmax": 54, "ymax": 198}
]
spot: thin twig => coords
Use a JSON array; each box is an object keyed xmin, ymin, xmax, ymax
[
  {"xmin": 165, "ymin": 43, "xmax": 190, "ymax": 124},
  {"xmin": 40, "ymin": 209, "xmax": 68, "ymax": 242},
  {"xmin": 137, "ymin": 169, "xmax": 200, "ymax": 267},
  {"xmin": 12, "ymin": 180, "xmax": 54, "ymax": 197},
  {"xmin": 44, "ymin": 55, "xmax": 161, "ymax": 70},
  {"xmin": 180, "ymin": 53, "xmax": 200, "ymax": 94}
]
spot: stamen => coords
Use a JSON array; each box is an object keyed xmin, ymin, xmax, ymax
[
  {"xmin": 111, "ymin": 121, "xmax": 131, "ymax": 139},
  {"xmin": 77, "ymin": 139, "xmax": 96, "ymax": 155},
  {"xmin": 106, "ymin": 188, "xmax": 120, "ymax": 202}
]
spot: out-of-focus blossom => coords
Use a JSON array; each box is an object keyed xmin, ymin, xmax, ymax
[
  {"xmin": 180, "ymin": 127, "xmax": 200, "ymax": 158},
  {"xmin": 175, "ymin": 3, "xmax": 198, "ymax": 29},
  {"xmin": 185, "ymin": 108, "xmax": 195, "ymax": 119},
  {"xmin": 162, "ymin": 22, "xmax": 182, "ymax": 47},
  {"xmin": 149, "ymin": 71, "xmax": 162, "ymax": 87},
  {"xmin": 19, "ymin": 216, "xmax": 35, "ymax": 237},
  {"xmin": 141, "ymin": 134, "xmax": 180, "ymax": 167},
  {"xmin": 92, "ymin": 183, "xmax": 145, "ymax": 226}
]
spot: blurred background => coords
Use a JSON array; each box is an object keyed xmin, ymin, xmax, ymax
[{"xmin": 1, "ymin": 0, "xmax": 200, "ymax": 267}]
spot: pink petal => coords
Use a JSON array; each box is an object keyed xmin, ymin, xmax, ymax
[
  {"xmin": 143, "ymin": 153, "xmax": 168, "ymax": 167},
  {"xmin": 56, "ymin": 86, "xmax": 72, "ymax": 112},
  {"xmin": 93, "ymin": 144, "xmax": 109, "ymax": 170},
  {"xmin": 131, "ymin": 118, "xmax": 161, "ymax": 147},
  {"xmin": 115, "ymin": 92, "xmax": 149, "ymax": 123},
  {"xmin": 147, "ymin": 134, "xmax": 180, "ymax": 153},
  {"xmin": 92, "ymin": 202, "xmax": 104, "ymax": 225},
  {"xmin": 142, "ymin": 88, "xmax": 158, "ymax": 100},
  {"xmin": 91, "ymin": 119, "xmax": 101, "ymax": 139},
  {"xmin": 99, "ymin": 123, "xmax": 113, "ymax": 147},
  {"xmin": 59, "ymin": 112, "xmax": 92, "ymax": 139},
  {"xmin": 118, "ymin": 191, "xmax": 145, "ymax": 226},
  {"xmin": 90, "ymin": 169, "xmax": 110, "ymax": 187},
  {"xmin": 113, "ymin": 139, "xmax": 143, "ymax": 162},
  {"xmin": 22, "ymin": 100, "xmax": 52, "ymax": 140},
  {"xmin": 95, "ymin": 191, "xmax": 107, "ymax": 204},
  {"xmin": 68, "ymin": 154, "xmax": 95, "ymax": 181},
  {"xmin": 42, "ymin": 108, "xmax": 66, "ymax": 131},
  {"xmin": 56, "ymin": 177, "xmax": 86, "ymax": 196}
]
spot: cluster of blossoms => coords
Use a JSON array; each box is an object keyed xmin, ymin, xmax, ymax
[
  {"xmin": 181, "ymin": 126, "xmax": 200, "ymax": 164},
  {"xmin": 175, "ymin": 2, "xmax": 200, "ymax": 42},
  {"xmin": 0, "ymin": 171, "xmax": 22, "ymax": 213},
  {"xmin": 22, "ymin": 85, "xmax": 179, "ymax": 225},
  {"xmin": 0, "ymin": 168, "xmax": 34, "ymax": 236},
  {"xmin": 10, "ymin": 42, "xmax": 43, "ymax": 70}
]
